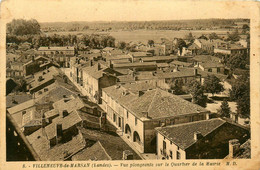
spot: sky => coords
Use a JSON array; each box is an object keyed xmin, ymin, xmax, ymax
[{"xmin": 0, "ymin": 0, "xmax": 255, "ymax": 23}]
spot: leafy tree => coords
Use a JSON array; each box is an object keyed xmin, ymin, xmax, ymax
[
  {"xmin": 209, "ymin": 32, "xmax": 219, "ymax": 40},
  {"xmin": 227, "ymin": 53, "xmax": 248, "ymax": 70},
  {"xmin": 187, "ymin": 79, "xmax": 207, "ymax": 107},
  {"xmin": 227, "ymin": 29, "xmax": 240, "ymax": 42},
  {"xmin": 7, "ymin": 19, "xmax": 41, "ymax": 35},
  {"xmin": 218, "ymin": 99, "xmax": 231, "ymax": 118},
  {"xmin": 170, "ymin": 79, "xmax": 184, "ymax": 95},
  {"xmin": 242, "ymin": 24, "xmax": 249, "ymax": 30},
  {"xmin": 203, "ymin": 75, "xmax": 224, "ymax": 96},
  {"xmin": 176, "ymin": 39, "xmax": 186, "ymax": 56},
  {"xmin": 185, "ymin": 33, "xmax": 194, "ymax": 43},
  {"xmin": 147, "ymin": 40, "xmax": 154, "ymax": 47},
  {"xmin": 229, "ymin": 72, "xmax": 250, "ymax": 117},
  {"xmin": 118, "ymin": 41, "xmax": 126, "ymax": 49}
]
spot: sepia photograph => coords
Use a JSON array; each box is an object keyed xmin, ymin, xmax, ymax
[{"xmin": 0, "ymin": 0, "xmax": 259, "ymax": 169}]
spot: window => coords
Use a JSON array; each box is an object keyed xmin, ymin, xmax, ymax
[
  {"xmin": 135, "ymin": 117, "xmax": 137, "ymax": 125},
  {"xmin": 176, "ymin": 151, "xmax": 181, "ymax": 160},
  {"xmin": 208, "ymin": 68, "xmax": 212, "ymax": 72},
  {"xmin": 127, "ymin": 111, "xmax": 129, "ymax": 119},
  {"xmin": 118, "ymin": 117, "xmax": 121, "ymax": 128},
  {"xmin": 169, "ymin": 150, "xmax": 173, "ymax": 159},
  {"xmin": 163, "ymin": 141, "xmax": 166, "ymax": 156},
  {"xmin": 217, "ymin": 68, "xmax": 220, "ymax": 73},
  {"xmin": 113, "ymin": 114, "xmax": 116, "ymax": 123}
]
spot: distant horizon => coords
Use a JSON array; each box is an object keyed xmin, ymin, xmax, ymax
[{"xmin": 37, "ymin": 18, "xmax": 250, "ymax": 24}]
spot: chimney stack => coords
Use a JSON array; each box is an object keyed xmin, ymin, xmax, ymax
[
  {"xmin": 194, "ymin": 68, "xmax": 198, "ymax": 76},
  {"xmin": 56, "ymin": 123, "xmax": 63, "ymax": 144},
  {"xmin": 229, "ymin": 139, "xmax": 240, "ymax": 158},
  {"xmin": 194, "ymin": 131, "xmax": 202, "ymax": 141},
  {"xmin": 62, "ymin": 110, "xmax": 69, "ymax": 118},
  {"xmin": 122, "ymin": 150, "xmax": 133, "ymax": 160}
]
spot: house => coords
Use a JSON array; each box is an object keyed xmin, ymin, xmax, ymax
[
  {"xmin": 194, "ymin": 39, "xmax": 226, "ymax": 54},
  {"xmin": 187, "ymin": 43, "xmax": 199, "ymax": 55},
  {"xmin": 129, "ymin": 52, "xmax": 153, "ymax": 62},
  {"xmin": 112, "ymin": 62, "xmax": 157, "ymax": 72},
  {"xmin": 198, "ymin": 62, "xmax": 225, "ymax": 74},
  {"xmin": 155, "ymin": 118, "xmax": 249, "ymax": 160},
  {"xmin": 6, "ymin": 93, "xmax": 32, "ymax": 109},
  {"xmin": 6, "ymin": 62, "xmax": 24, "ymax": 78},
  {"xmin": 23, "ymin": 55, "xmax": 58, "ymax": 76},
  {"xmin": 37, "ymin": 46, "xmax": 75, "ymax": 56},
  {"xmin": 72, "ymin": 141, "xmax": 112, "ymax": 160},
  {"xmin": 214, "ymin": 44, "xmax": 249, "ymax": 56},
  {"xmin": 151, "ymin": 43, "xmax": 172, "ymax": 56},
  {"xmin": 140, "ymin": 56, "xmax": 175, "ymax": 63},
  {"xmin": 26, "ymin": 111, "xmax": 86, "ymax": 161},
  {"xmin": 70, "ymin": 59, "xmax": 118, "ymax": 103},
  {"xmin": 170, "ymin": 60, "xmax": 193, "ymax": 68},
  {"xmin": 101, "ymin": 87, "xmax": 210, "ymax": 153}
]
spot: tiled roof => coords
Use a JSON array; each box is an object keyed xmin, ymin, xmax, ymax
[
  {"xmin": 156, "ymin": 118, "xmax": 226, "ymax": 150},
  {"xmin": 113, "ymin": 62, "xmax": 157, "ymax": 68},
  {"xmin": 52, "ymin": 96, "xmax": 85, "ymax": 114},
  {"xmin": 27, "ymin": 129, "xmax": 85, "ymax": 161},
  {"xmin": 192, "ymin": 55, "xmax": 221, "ymax": 63},
  {"xmin": 79, "ymin": 127, "xmax": 141, "ymax": 160},
  {"xmin": 72, "ymin": 141, "xmax": 112, "ymax": 161},
  {"xmin": 129, "ymin": 52, "xmax": 152, "ymax": 57},
  {"xmin": 234, "ymin": 139, "xmax": 251, "ymax": 159},
  {"xmin": 216, "ymin": 44, "xmax": 247, "ymax": 50},
  {"xmin": 6, "ymin": 93, "xmax": 32, "ymax": 108},
  {"xmin": 23, "ymin": 56, "xmax": 50, "ymax": 66},
  {"xmin": 141, "ymin": 56, "xmax": 175, "ymax": 62},
  {"xmin": 103, "ymin": 87, "xmax": 209, "ymax": 120},
  {"xmin": 122, "ymin": 82, "xmax": 157, "ymax": 94},
  {"xmin": 38, "ymin": 46, "xmax": 74, "ymax": 51},
  {"xmin": 104, "ymin": 54, "xmax": 132, "ymax": 61},
  {"xmin": 44, "ymin": 110, "xmax": 82, "ymax": 140},
  {"xmin": 187, "ymin": 43, "xmax": 199, "ymax": 50},
  {"xmin": 7, "ymin": 99, "xmax": 35, "ymax": 114},
  {"xmin": 170, "ymin": 60, "xmax": 193, "ymax": 67},
  {"xmin": 157, "ymin": 63, "xmax": 170, "ymax": 68},
  {"xmin": 199, "ymin": 62, "xmax": 224, "ymax": 68}
]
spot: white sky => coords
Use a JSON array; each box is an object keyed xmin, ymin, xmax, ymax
[{"xmin": 0, "ymin": 0, "xmax": 255, "ymax": 23}]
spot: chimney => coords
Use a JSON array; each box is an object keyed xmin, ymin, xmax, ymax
[
  {"xmin": 194, "ymin": 68, "xmax": 198, "ymax": 76},
  {"xmin": 109, "ymin": 60, "xmax": 113, "ymax": 68},
  {"xmin": 229, "ymin": 139, "xmax": 240, "ymax": 158},
  {"xmin": 42, "ymin": 112, "xmax": 47, "ymax": 128},
  {"xmin": 194, "ymin": 131, "xmax": 203, "ymax": 141},
  {"xmin": 12, "ymin": 97, "xmax": 18, "ymax": 104},
  {"xmin": 138, "ymin": 91, "xmax": 144, "ymax": 97},
  {"xmin": 122, "ymin": 150, "xmax": 133, "ymax": 160},
  {"xmin": 142, "ymin": 111, "xmax": 149, "ymax": 118},
  {"xmin": 56, "ymin": 123, "xmax": 63, "ymax": 144},
  {"xmin": 62, "ymin": 110, "xmax": 69, "ymax": 118},
  {"xmin": 97, "ymin": 63, "xmax": 101, "ymax": 70},
  {"xmin": 38, "ymin": 76, "xmax": 44, "ymax": 82}
]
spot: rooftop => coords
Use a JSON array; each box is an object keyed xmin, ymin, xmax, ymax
[
  {"xmin": 103, "ymin": 87, "xmax": 209, "ymax": 120},
  {"xmin": 44, "ymin": 110, "xmax": 82, "ymax": 140},
  {"xmin": 6, "ymin": 93, "xmax": 32, "ymax": 108},
  {"xmin": 7, "ymin": 99, "xmax": 35, "ymax": 115},
  {"xmin": 141, "ymin": 56, "xmax": 175, "ymax": 62},
  {"xmin": 26, "ymin": 129, "xmax": 85, "ymax": 161},
  {"xmin": 38, "ymin": 46, "xmax": 74, "ymax": 51},
  {"xmin": 72, "ymin": 141, "xmax": 112, "ymax": 161},
  {"xmin": 156, "ymin": 118, "xmax": 226, "ymax": 150}
]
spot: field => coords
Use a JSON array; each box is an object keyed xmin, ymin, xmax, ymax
[{"xmin": 46, "ymin": 29, "xmax": 231, "ymax": 43}]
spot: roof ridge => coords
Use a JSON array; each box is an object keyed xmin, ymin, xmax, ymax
[
  {"xmin": 96, "ymin": 141, "xmax": 112, "ymax": 160},
  {"xmin": 147, "ymin": 89, "xmax": 160, "ymax": 114},
  {"xmin": 156, "ymin": 118, "xmax": 225, "ymax": 130}
]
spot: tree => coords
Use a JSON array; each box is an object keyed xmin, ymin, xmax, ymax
[
  {"xmin": 147, "ymin": 40, "xmax": 154, "ymax": 47},
  {"xmin": 227, "ymin": 53, "xmax": 248, "ymax": 70},
  {"xmin": 176, "ymin": 39, "xmax": 186, "ymax": 56},
  {"xmin": 118, "ymin": 41, "xmax": 126, "ymax": 49},
  {"xmin": 185, "ymin": 32, "xmax": 194, "ymax": 43},
  {"xmin": 7, "ymin": 19, "xmax": 41, "ymax": 35},
  {"xmin": 227, "ymin": 29, "xmax": 240, "ymax": 42},
  {"xmin": 203, "ymin": 75, "xmax": 224, "ymax": 96},
  {"xmin": 218, "ymin": 99, "xmax": 231, "ymax": 118},
  {"xmin": 229, "ymin": 72, "xmax": 250, "ymax": 117},
  {"xmin": 170, "ymin": 79, "xmax": 184, "ymax": 95},
  {"xmin": 187, "ymin": 79, "xmax": 207, "ymax": 107},
  {"xmin": 209, "ymin": 32, "xmax": 219, "ymax": 40}
]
